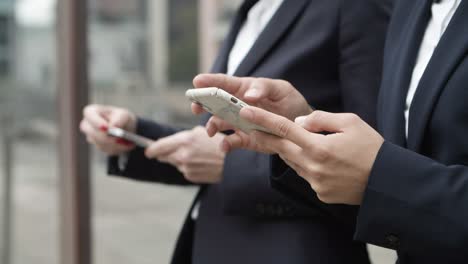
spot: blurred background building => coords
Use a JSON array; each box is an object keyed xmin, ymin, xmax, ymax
[
  {"xmin": 0, "ymin": 0, "xmax": 14, "ymax": 77},
  {"xmin": 0, "ymin": 0, "xmax": 395, "ymax": 263}
]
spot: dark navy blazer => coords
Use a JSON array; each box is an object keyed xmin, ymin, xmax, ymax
[
  {"xmin": 108, "ymin": 0, "xmax": 392, "ymax": 263},
  {"xmin": 355, "ymin": 0, "xmax": 468, "ymax": 263},
  {"xmin": 274, "ymin": 0, "xmax": 468, "ymax": 263}
]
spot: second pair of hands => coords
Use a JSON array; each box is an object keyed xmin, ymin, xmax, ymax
[{"xmin": 80, "ymin": 103, "xmax": 225, "ymax": 184}]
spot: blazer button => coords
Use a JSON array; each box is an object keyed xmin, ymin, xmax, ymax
[
  {"xmin": 256, "ymin": 203, "xmax": 266, "ymax": 215},
  {"xmin": 385, "ymin": 234, "xmax": 400, "ymax": 248},
  {"xmin": 284, "ymin": 205, "xmax": 295, "ymax": 217},
  {"xmin": 265, "ymin": 204, "xmax": 276, "ymax": 216},
  {"xmin": 276, "ymin": 205, "xmax": 284, "ymax": 216}
]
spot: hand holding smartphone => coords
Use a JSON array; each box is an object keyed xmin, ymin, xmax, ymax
[{"xmin": 186, "ymin": 87, "xmax": 272, "ymax": 134}]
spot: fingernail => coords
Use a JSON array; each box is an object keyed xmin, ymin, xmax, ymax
[
  {"xmin": 245, "ymin": 87, "xmax": 259, "ymax": 98},
  {"xmin": 100, "ymin": 125, "xmax": 108, "ymax": 132},
  {"xmin": 240, "ymin": 107, "xmax": 254, "ymax": 120},
  {"xmin": 207, "ymin": 126, "xmax": 215, "ymax": 137},
  {"xmin": 220, "ymin": 140, "xmax": 231, "ymax": 153},
  {"xmin": 116, "ymin": 138, "xmax": 133, "ymax": 146},
  {"xmin": 295, "ymin": 116, "xmax": 306, "ymax": 126}
]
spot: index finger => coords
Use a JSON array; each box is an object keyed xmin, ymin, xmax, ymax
[
  {"xmin": 240, "ymin": 106, "xmax": 323, "ymax": 147},
  {"xmin": 206, "ymin": 116, "xmax": 235, "ymax": 137},
  {"xmin": 145, "ymin": 133, "xmax": 182, "ymax": 158},
  {"xmin": 193, "ymin": 73, "xmax": 252, "ymax": 97},
  {"xmin": 191, "ymin": 102, "xmax": 206, "ymax": 115}
]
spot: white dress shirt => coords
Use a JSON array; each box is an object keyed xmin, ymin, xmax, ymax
[
  {"xmin": 404, "ymin": 0, "xmax": 462, "ymax": 138},
  {"xmin": 191, "ymin": 0, "xmax": 284, "ymax": 220},
  {"xmin": 227, "ymin": 0, "xmax": 284, "ymax": 75}
]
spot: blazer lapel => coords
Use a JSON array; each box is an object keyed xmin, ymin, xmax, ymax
[
  {"xmin": 233, "ymin": 0, "xmax": 308, "ymax": 77},
  {"xmin": 379, "ymin": 0, "xmax": 432, "ymax": 147},
  {"xmin": 407, "ymin": 0, "xmax": 468, "ymax": 151}
]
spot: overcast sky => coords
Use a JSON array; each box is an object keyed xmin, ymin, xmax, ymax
[{"xmin": 16, "ymin": 0, "xmax": 55, "ymax": 27}]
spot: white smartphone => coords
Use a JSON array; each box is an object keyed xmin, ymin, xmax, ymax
[
  {"xmin": 185, "ymin": 87, "xmax": 271, "ymax": 134},
  {"xmin": 107, "ymin": 127, "xmax": 153, "ymax": 148}
]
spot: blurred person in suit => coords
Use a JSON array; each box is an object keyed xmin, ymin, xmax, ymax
[{"xmin": 80, "ymin": 0, "xmax": 392, "ymax": 263}]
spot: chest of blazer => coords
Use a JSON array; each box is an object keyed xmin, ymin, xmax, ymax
[
  {"xmin": 369, "ymin": 1, "xmax": 468, "ymax": 261},
  {"xmin": 378, "ymin": 0, "xmax": 468, "ymax": 164}
]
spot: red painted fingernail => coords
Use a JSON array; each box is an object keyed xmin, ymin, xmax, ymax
[
  {"xmin": 100, "ymin": 125, "xmax": 108, "ymax": 132},
  {"xmin": 116, "ymin": 138, "xmax": 133, "ymax": 146}
]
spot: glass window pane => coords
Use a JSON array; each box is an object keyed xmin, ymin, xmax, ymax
[{"xmin": 0, "ymin": 0, "xmax": 59, "ymax": 263}]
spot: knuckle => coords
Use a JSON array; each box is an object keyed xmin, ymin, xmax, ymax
[
  {"xmin": 275, "ymin": 119, "xmax": 291, "ymax": 138},
  {"xmin": 280, "ymin": 80, "xmax": 292, "ymax": 88},
  {"xmin": 220, "ymin": 74, "xmax": 229, "ymax": 87},
  {"xmin": 176, "ymin": 151, "xmax": 190, "ymax": 165},
  {"xmin": 314, "ymin": 170, "xmax": 325, "ymax": 183},
  {"xmin": 305, "ymin": 163, "xmax": 321, "ymax": 180},
  {"xmin": 316, "ymin": 193, "xmax": 331, "ymax": 204},
  {"xmin": 184, "ymin": 149, "xmax": 194, "ymax": 160},
  {"xmin": 84, "ymin": 104, "xmax": 98, "ymax": 115},
  {"xmin": 248, "ymin": 132, "xmax": 261, "ymax": 149},
  {"xmin": 254, "ymin": 78, "xmax": 268, "ymax": 87},
  {"xmin": 174, "ymin": 156, "xmax": 184, "ymax": 165},
  {"xmin": 184, "ymin": 173, "xmax": 198, "ymax": 183},
  {"xmin": 314, "ymin": 144, "xmax": 332, "ymax": 162},
  {"xmin": 183, "ymin": 134, "xmax": 195, "ymax": 145},
  {"xmin": 312, "ymin": 182, "xmax": 325, "ymax": 197},
  {"xmin": 345, "ymin": 113, "xmax": 361, "ymax": 125},
  {"xmin": 309, "ymin": 110, "xmax": 324, "ymax": 124},
  {"xmin": 314, "ymin": 183, "xmax": 332, "ymax": 202},
  {"xmin": 295, "ymin": 167, "xmax": 307, "ymax": 178}
]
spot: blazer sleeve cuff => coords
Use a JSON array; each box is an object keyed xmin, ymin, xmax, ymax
[{"xmin": 355, "ymin": 141, "xmax": 468, "ymax": 256}]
